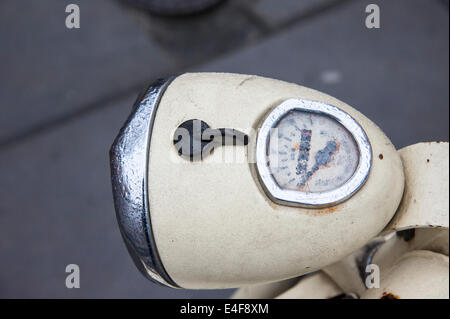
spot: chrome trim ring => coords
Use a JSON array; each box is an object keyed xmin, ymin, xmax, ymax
[
  {"xmin": 256, "ymin": 98, "xmax": 372, "ymax": 208},
  {"xmin": 109, "ymin": 77, "xmax": 179, "ymax": 288}
]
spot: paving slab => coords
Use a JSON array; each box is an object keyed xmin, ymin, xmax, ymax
[
  {"xmin": 0, "ymin": 0, "xmax": 174, "ymax": 145},
  {"xmin": 0, "ymin": 93, "xmax": 233, "ymax": 298},
  {"xmin": 197, "ymin": 0, "xmax": 449, "ymax": 148},
  {"xmin": 126, "ymin": 0, "xmax": 263, "ymax": 66}
]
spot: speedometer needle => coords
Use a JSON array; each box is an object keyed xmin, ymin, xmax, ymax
[{"xmin": 297, "ymin": 140, "xmax": 338, "ymax": 188}]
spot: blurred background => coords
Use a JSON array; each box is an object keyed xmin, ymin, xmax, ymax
[{"xmin": 0, "ymin": 0, "xmax": 448, "ymax": 298}]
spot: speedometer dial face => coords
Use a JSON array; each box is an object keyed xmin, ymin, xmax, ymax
[
  {"xmin": 256, "ymin": 98, "xmax": 372, "ymax": 207},
  {"xmin": 267, "ymin": 110, "xmax": 359, "ymax": 193}
]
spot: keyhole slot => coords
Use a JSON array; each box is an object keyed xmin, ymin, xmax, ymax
[{"xmin": 173, "ymin": 119, "xmax": 248, "ymax": 161}]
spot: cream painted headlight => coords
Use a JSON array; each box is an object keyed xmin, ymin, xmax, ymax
[{"xmin": 110, "ymin": 73, "xmax": 405, "ymax": 289}]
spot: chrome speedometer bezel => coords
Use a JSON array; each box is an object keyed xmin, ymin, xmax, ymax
[{"xmin": 256, "ymin": 98, "xmax": 372, "ymax": 208}]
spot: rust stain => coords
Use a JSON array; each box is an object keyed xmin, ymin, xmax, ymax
[
  {"xmin": 306, "ymin": 205, "xmax": 341, "ymax": 216},
  {"xmin": 269, "ymin": 201, "xmax": 341, "ymax": 216},
  {"xmin": 293, "ymin": 143, "xmax": 300, "ymax": 151},
  {"xmin": 320, "ymin": 206, "xmax": 340, "ymax": 214},
  {"xmin": 380, "ymin": 292, "xmax": 400, "ymax": 299},
  {"xmin": 379, "ymin": 153, "xmax": 384, "ymax": 160}
]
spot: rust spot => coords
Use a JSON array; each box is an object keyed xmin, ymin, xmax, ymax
[
  {"xmin": 335, "ymin": 141, "xmax": 341, "ymax": 153},
  {"xmin": 293, "ymin": 143, "xmax": 300, "ymax": 151},
  {"xmin": 379, "ymin": 154, "xmax": 383, "ymax": 160},
  {"xmin": 307, "ymin": 205, "xmax": 341, "ymax": 215},
  {"xmin": 380, "ymin": 292, "xmax": 400, "ymax": 299},
  {"xmin": 321, "ymin": 206, "xmax": 340, "ymax": 214},
  {"xmin": 427, "ymin": 159, "xmax": 430, "ymax": 163}
]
